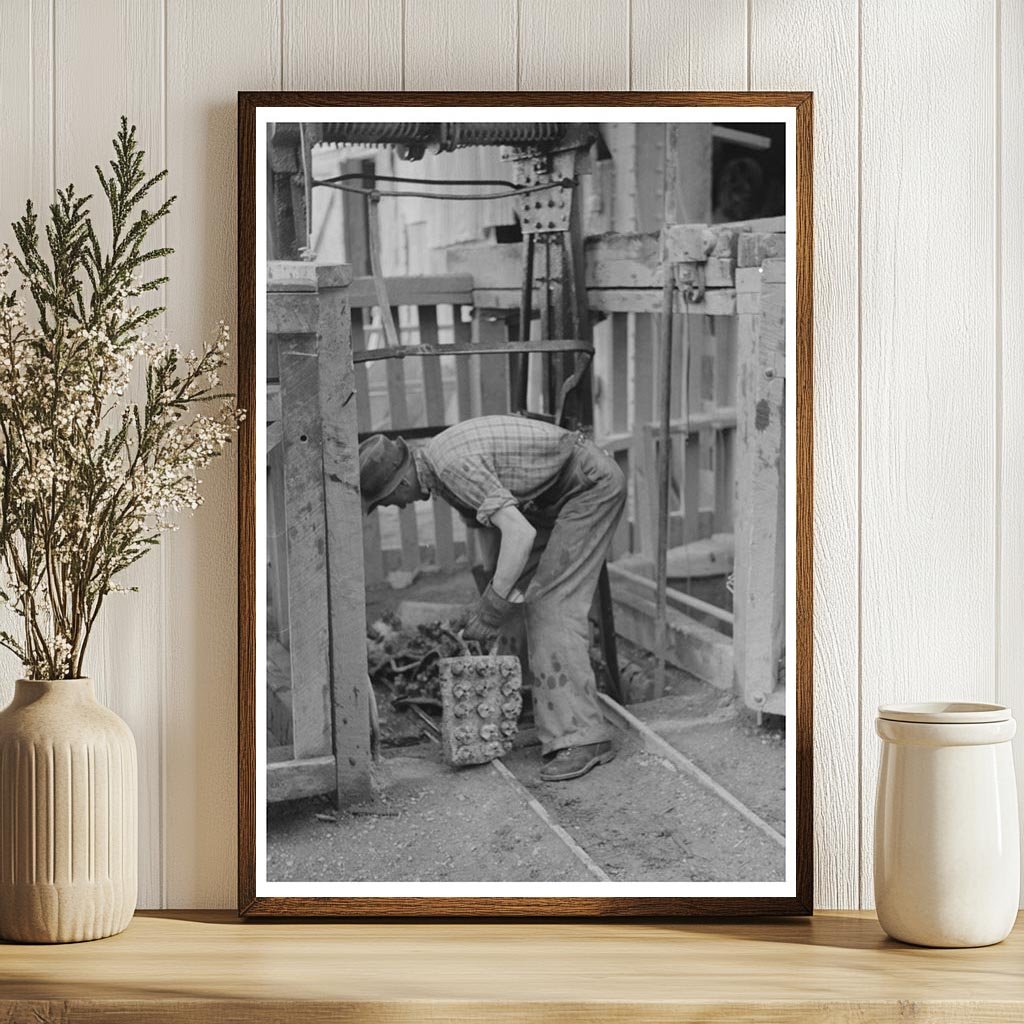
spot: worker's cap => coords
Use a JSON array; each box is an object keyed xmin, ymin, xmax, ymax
[{"xmin": 358, "ymin": 434, "xmax": 412, "ymax": 514}]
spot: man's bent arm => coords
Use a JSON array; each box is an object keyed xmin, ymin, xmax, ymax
[{"xmin": 489, "ymin": 505, "xmax": 536, "ymax": 598}]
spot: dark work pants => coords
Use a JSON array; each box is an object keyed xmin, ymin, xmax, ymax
[{"xmin": 493, "ymin": 439, "xmax": 627, "ymax": 756}]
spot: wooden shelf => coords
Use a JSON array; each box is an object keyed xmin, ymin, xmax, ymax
[{"xmin": 2, "ymin": 910, "xmax": 1022, "ymax": 1022}]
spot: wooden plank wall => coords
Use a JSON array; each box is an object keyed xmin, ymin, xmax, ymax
[{"xmin": 0, "ymin": 0, "xmax": 1016, "ymax": 912}]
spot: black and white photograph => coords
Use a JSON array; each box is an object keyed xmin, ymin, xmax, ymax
[{"xmin": 248, "ymin": 102, "xmax": 804, "ymax": 909}]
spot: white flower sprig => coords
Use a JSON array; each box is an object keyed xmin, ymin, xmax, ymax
[{"xmin": 0, "ymin": 119, "xmax": 242, "ymax": 679}]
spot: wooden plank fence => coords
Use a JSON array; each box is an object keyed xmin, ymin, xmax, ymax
[
  {"xmin": 350, "ymin": 279, "xmax": 496, "ymax": 587},
  {"xmin": 347, "ymin": 218, "xmax": 787, "ymax": 712},
  {"xmin": 266, "ymin": 262, "xmax": 372, "ymax": 805},
  {"xmin": 264, "ymin": 219, "xmax": 787, "ymax": 774}
]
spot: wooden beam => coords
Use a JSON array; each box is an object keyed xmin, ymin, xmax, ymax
[
  {"xmin": 631, "ymin": 313, "xmax": 657, "ymax": 559},
  {"xmin": 733, "ymin": 267, "xmax": 786, "ymax": 713},
  {"xmin": 613, "ymin": 531, "xmax": 735, "ymax": 581},
  {"xmin": 278, "ymin": 329, "xmax": 332, "ymax": 760},
  {"xmin": 737, "ymin": 233, "xmax": 785, "ymax": 269},
  {"xmin": 267, "ymin": 292, "xmax": 317, "ymax": 335},
  {"xmin": 266, "ymin": 638, "xmax": 293, "ymax": 747},
  {"xmin": 607, "ymin": 561, "xmax": 733, "ymax": 627},
  {"xmin": 352, "ymin": 309, "xmax": 383, "ymax": 588},
  {"xmin": 267, "ymin": 420, "xmax": 283, "ymax": 452},
  {"xmin": 585, "ymin": 232, "xmax": 662, "ymax": 289},
  {"xmin": 316, "ymin": 266, "xmax": 373, "ymax": 805},
  {"xmin": 665, "ymin": 219, "xmax": 787, "ymax": 265},
  {"xmin": 267, "ymin": 756, "xmax": 337, "ymax": 803},
  {"xmin": 418, "ymin": 305, "xmax": 455, "ymax": 571},
  {"xmin": 448, "ymin": 233, "xmax": 663, "ymax": 292},
  {"xmin": 705, "ymin": 257, "xmax": 736, "ymax": 288},
  {"xmin": 266, "ymin": 440, "xmax": 289, "ymax": 646},
  {"xmin": 268, "ymin": 261, "xmax": 352, "ymax": 292},
  {"xmin": 476, "ymin": 311, "xmax": 509, "ymax": 415},
  {"xmin": 711, "ymin": 125, "xmax": 774, "ymax": 151},
  {"xmin": 266, "ymin": 384, "xmax": 281, "ymax": 424},
  {"xmin": 382, "ymin": 305, "xmax": 421, "ymax": 576},
  {"xmin": 348, "ymin": 274, "xmax": 475, "ymax": 309},
  {"xmin": 611, "ymin": 586, "xmax": 734, "ymax": 691}
]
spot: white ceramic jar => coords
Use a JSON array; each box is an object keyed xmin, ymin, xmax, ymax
[{"xmin": 874, "ymin": 702, "xmax": 1019, "ymax": 947}]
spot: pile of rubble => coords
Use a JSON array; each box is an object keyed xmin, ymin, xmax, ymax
[{"xmin": 366, "ymin": 614, "xmax": 486, "ymax": 706}]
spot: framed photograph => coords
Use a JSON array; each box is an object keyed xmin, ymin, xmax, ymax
[{"xmin": 238, "ymin": 92, "xmax": 812, "ymax": 916}]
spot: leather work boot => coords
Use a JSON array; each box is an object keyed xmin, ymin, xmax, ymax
[{"xmin": 540, "ymin": 741, "xmax": 616, "ymax": 782}]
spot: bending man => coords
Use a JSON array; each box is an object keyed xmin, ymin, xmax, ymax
[{"xmin": 359, "ymin": 414, "xmax": 627, "ymax": 781}]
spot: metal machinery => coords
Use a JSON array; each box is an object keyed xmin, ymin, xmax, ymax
[{"xmin": 267, "ymin": 121, "xmax": 623, "ymax": 699}]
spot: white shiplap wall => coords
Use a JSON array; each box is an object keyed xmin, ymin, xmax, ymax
[{"xmin": 0, "ymin": 0, "xmax": 1018, "ymax": 911}]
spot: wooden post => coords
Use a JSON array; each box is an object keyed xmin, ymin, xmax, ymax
[
  {"xmin": 733, "ymin": 256, "xmax": 786, "ymax": 712},
  {"xmin": 631, "ymin": 312, "xmax": 657, "ymax": 558},
  {"xmin": 713, "ymin": 315, "xmax": 737, "ymax": 534},
  {"xmin": 453, "ymin": 306, "xmax": 477, "ymax": 567},
  {"xmin": 266, "ymin": 433, "xmax": 289, "ymax": 645},
  {"xmin": 476, "ymin": 311, "xmax": 509, "ymax": 415},
  {"xmin": 316, "ymin": 264, "xmax": 373, "ymax": 805},
  {"xmin": 278, "ymin": 328, "xmax": 333, "ymax": 760},
  {"xmin": 654, "ymin": 265, "xmax": 675, "ymax": 698},
  {"xmin": 383, "ymin": 304, "xmax": 421, "ymax": 575},
  {"xmin": 351, "ymin": 308, "xmax": 383, "ymax": 586},
  {"xmin": 609, "ymin": 312, "xmax": 631, "ymax": 558},
  {"xmin": 418, "ymin": 305, "xmax": 455, "ymax": 570}
]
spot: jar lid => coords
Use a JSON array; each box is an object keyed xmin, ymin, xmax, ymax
[{"xmin": 877, "ymin": 701, "xmax": 1011, "ymax": 724}]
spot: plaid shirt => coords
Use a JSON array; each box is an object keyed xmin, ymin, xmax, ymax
[{"xmin": 413, "ymin": 415, "xmax": 577, "ymax": 526}]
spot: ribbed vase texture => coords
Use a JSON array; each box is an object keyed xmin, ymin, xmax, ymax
[{"xmin": 0, "ymin": 678, "xmax": 137, "ymax": 943}]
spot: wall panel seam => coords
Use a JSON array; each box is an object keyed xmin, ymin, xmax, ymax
[
  {"xmin": 159, "ymin": 0, "xmax": 169, "ymax": 910},
  {"xmin": 994, "ymin": 0, "xmax": 1003, "ymax": 707},
  {"xmin": 745, "ymin": 0, "xmax": 751, "ymax": 89},
  {"xmin": 49, "ymin": 0, "xmax": 55, "ymax": 197},
  {"xmin": 855, "ymin": 0, "xmax": 864, "ymax": 910}
]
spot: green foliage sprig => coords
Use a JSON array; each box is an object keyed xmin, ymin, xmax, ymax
[{"xmin": 0, "ymin": 117, "xmax": 242, "ymax": 679}]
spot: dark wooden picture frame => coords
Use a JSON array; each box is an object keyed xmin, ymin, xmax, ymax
[{"xmin": 238, "ymin": 91, "xmax": 813, "ymax": 917}]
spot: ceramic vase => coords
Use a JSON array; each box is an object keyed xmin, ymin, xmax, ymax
[
  {"xmin": 0, "ymin": 678, "xmax": 137, "ymax": 943},
  {"xmin": 874, "ymin": 701, "xmax": 1019, "ymax": 948}
]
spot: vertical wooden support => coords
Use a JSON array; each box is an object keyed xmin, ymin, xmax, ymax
[
  {"xmin": 654, "ymin": 268, "xmax": 676, "ymax": 698},
  {"xmin": 733, "ymin": 257, "xmax": 787, "ymax": 712},
  {"xmin": 609, "ymin": 312, "xmax": 631, "ymax": 558},
  {"xmin": 681, "ymin": 312, "xmax": 702, "ymax": 546},
  {"xmin": 267, "ymin": 124, "xmax": 304, "ymax": 261},
  {"xmin": 631, "ymin": 312, "xmax": 657, "ymax": 557},
  {"xmin": 384, "ymin": 305, "xmax": 420, "ymax": 573},
  {"xmin": 454, "ymin": 306, "xmax": 477, "ymax": 565},
  {"xmin": 610, "ymin": 312, "xmax": 630, "ymax": 433},
  {"xmin": 476, "ymin": 310, "xmax": 509, "ymax": 415},
  {"xmin": 419, "ymin": 305, "xmax": 455, "ymax": 570},
  {"xmin": 317, "ymin": 265, "xmax": 373, "ymax": 804},
  {"xmin": 266, "ymin": 436, "xmax": 289, "ymax": 645},
  {"xmin": 713, "ymin": 316, "xmax": 737, "ymax": 535},
  {"xmin": 278, "ymin": 328, "xmax": 333, "ymax": 760},
  {"xmin": 351, "ymin": 308, "xmax": 383, "ymax": 587},
  {"xmin": 663, "ymin": 124, "xmax": 713, "ymax": 226}
]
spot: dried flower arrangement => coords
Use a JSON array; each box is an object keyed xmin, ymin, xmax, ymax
[{"xmin": 0, "ymin": 118, "xmax": 242, "ymax": 679}]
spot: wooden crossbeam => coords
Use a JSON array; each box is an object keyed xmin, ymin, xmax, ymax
[
  {"xmin": 352, "ymin": 337, "xmax": 593, "ymax": 363},
  {"xmin": 349, "ymin": 274, "xmax": 475, "ymax": 309}
]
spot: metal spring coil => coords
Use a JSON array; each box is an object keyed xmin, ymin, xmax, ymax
[{"xmin": 317, "ymin": 122, "xmax": 567, "ymax": 150}]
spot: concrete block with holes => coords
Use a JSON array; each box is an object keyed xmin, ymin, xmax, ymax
[{"xmin": 439, "ymin": 656, "xmax": 522, "ymax": 766}]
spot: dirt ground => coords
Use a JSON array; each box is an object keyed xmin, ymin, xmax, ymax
[
  {"xmin": 268, "ymin": 711, "xmax": 783, "ymax": 883},
  {"xmin": 267, "ymin": 745, "xmax": 593, "ymax": 882},
  {"xmin": 614, "ymin": 639, "xmax": 786, "ymax": 833},
  {"xmin": 270, "ymin": 566, "xmax": 786, "ymax": 884}
]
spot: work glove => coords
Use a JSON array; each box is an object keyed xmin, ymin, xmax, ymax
[{"xmin": 461, "ymin": 583, "xmax": 518, "ymax": 643}]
